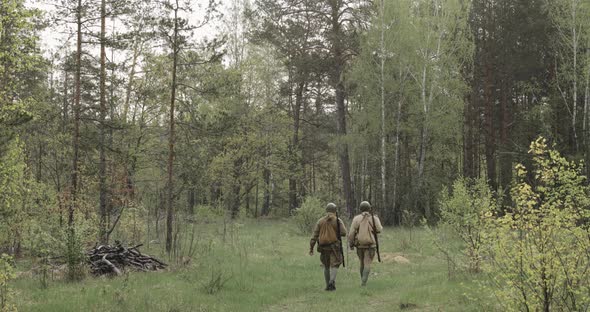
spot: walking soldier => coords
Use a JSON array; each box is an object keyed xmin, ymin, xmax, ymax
[
  {"xmin": 309, "ymin": 202, "xmax": 347, "ymax": 291},
  {"xmin": 348, "ymin": 201, "xmax": 383, "ymax": 286}
]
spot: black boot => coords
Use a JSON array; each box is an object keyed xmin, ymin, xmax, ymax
[{"xmin": 327, "ymin": 281, "xmax": 336, "ymax": 291}]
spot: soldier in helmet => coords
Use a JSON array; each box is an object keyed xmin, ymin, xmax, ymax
[
  {"xmin": 309, "ymin": 202, "xmax": 347, "ymax": 291},
  {"xmin": 348, "ymin": 201, "xmax": 383, "ymax": 286}
]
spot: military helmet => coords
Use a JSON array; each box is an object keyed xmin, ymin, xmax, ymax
[
  {"xmin": 359, "ymin": 201, "xmax": 371, "ymax": 212},
  {"xmin": 326, "ymin": 202, "xmax": 337, "ymax": 213}
]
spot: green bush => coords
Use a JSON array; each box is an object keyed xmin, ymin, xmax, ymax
[
  {"xmin": 0, "ymin": 254, "xmax": 16, "ymax": 312},
  {"xmin": 483, "ymin": 137, "xmax": 590, "ymax": 311},
  {"xmin": 293, "ymin": 196, "xmax": 325, "ymax": 235},
  {"xmin": 437, "ymin": 177, "xmax": 495, "ymax": 273},
  {"xmin": 61, "ymin": 215, "xmax": 96, "ymax": 281}
]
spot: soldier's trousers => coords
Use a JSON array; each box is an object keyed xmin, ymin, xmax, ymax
[
  {"xmin": 356, "ymin": 247, "xmax": 376, "ymax": 269},
  {"xmin": 319, "ymin": 246, "xmax": 342, "ymax": 268}
]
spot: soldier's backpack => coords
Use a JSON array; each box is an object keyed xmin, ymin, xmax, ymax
[
  {"xmin": 356, "ymin": 214, "xmax": 375, "ymax": 246},
  {"xmin": 318, "ymin": 216, "xmax": 338, "ymax": 245}
]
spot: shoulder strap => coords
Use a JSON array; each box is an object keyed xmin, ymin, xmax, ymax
[{"xmin": 353, "ymin": 215, "xmax": 362, "ymax": 233}]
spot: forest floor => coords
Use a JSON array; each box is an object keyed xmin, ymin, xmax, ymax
[{"xmin": 12, "ymin": 219, "xmax": 495, "ymax": 311}]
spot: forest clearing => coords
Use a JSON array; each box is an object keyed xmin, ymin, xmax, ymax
[
  {"xmin": 11, "ymin": 220, "xmax": 490, "ymax": 312},
  {"xmin": 2, "ymin": 0, "xmax": 590, "ymax": 311}
]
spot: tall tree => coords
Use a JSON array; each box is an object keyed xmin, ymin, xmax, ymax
[
  {"xmin": 70, "ymin": 0, "xmax": 83, "ymax": 228},
  {"xmin": 0, "ymin": 0, "xmax": 41, "ymax": 155},
  {"xmin": 378, "ymin": 0, "xmax": 386, "ymax": 214},
  {"xmin": 159, "ymin": 0, "xmax": 219, "ymax": 253},
  {"xmin": 165, "ymin": 0, "xmax": 180, "ymax": 255},
  {"xmin": 548, "ymin": 0, "xmax": 590, "ymax": 157},
  {"xmin": 253, "ymin": 0, "xmax": 325, "ymax": 213},
  {"xmin": 98, "ymin": 0, "xmax": 108, "ymax": 244},
  {"xmin": 318, "ymin": 0, "xmax": 371, "ymax": 217}
]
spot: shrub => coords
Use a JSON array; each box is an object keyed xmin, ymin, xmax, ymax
[
  {"xmin": 0, "ymin": 254, "xmax": 16, "ymax": 312},
  {"xmin": 484, "ymin": 137, "xmax": 590, "ymax": 311},
  {"xmin": 23, "ymin": 220, "xmax": 58, "ymax": 288},
  {"xmin": 437, "ymin": 177, "xmax": 495, "ymax": 273},
  {"xmin": 293, "ymin": 196, "xmax": 325, "ymax": 235},
  {"xmin": 60, "ymin": 215, "xmax": 96, "ymax": 281}
]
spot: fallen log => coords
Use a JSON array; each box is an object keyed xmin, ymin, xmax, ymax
[{"xmin": 87, "ymin": 241, "xmax": 167, "ymax": 276}]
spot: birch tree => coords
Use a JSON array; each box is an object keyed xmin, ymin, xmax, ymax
[
  {"xmin": 548, "ymin": 0, "xmax": 590, "ymax": 153},
  {"xmin": 408, "ymin": 0, "xmax": 471, "ymax": 218}
]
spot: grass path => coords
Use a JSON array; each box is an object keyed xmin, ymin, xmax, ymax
[{"xmin": 12, "ymin": 220, "xmax": 494, "ymax": 311}]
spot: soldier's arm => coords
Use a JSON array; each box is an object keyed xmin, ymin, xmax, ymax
[
  {"xmin": 309, "ymin": 220, "xmax": 320, "ymax": 252},
  {"xmin": 347, "ymin": 217, "xmax": 358, "ymax": 247},
  {"xmin": 375, "ymin": 216, "xmax": 383, "ymax": 233}
]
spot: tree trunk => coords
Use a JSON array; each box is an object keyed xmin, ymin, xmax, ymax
[
  {"xmin": 36, "ymin": 143, "xmax": 43, "ymax": 182},
  {"xmin": 188, "ymin": 188, "xmax": 196, "ymax": 215},
  {"xmin": 391, "ymin": 67, "xmax": 404, "ymax": 225},
  {"xmin": 261, "ymin": 166, "xmax": 271, "ymax": 216},
  {"xmin": 123, "ymin": 41, "xmax": 142, "ymax": 124},
  {"xmin": 571, "ymin": 1, "xmax": 579, "ymax": 152},
  {"xmin": 498, "ymin": 76, "xmax": 512, "ymax": 193},
  {"xmin": 484, "ymin": 61, "xmax": 497, "ymax": 190},
  {"xmin": 329, "ymin": 1, "xmax": 354, "ymax": 217},
  {"xmin": 254, "ymin": 180, "xmax": 259, "ymax": 218},
  {"xmin": 70, "ymin": 0, "xmax": 82, "ymax": 228},
  {"xmin": 289, "ymin": 81, "xmax": 304, "ymax": 213},
  {"xmin": 98, "ymin": 0, "xmax": 108, "ymax": 244},
  {"xmin": 379, "ymin": 0, "xmax": 387, "ymax": 216},
  {"xmin": 584, "ymin": 41, "xmax": 590, "ymax": 179},
  {"xmin": 231, "ymin": 157, "xmax": 243, "ymax": 218},
  {"xmin": 415, "ymin": 65, "xmax": 428, "ymax": 217},
  {"xmin": 166, "ymin": 0, "xmax": 179, "ymax": 255},
  {"xmin": 463, "ymin": 82, "xmax": 477, "ymax": 179},
  {"xmin": 62, "ymin": 67, "xmax": 68, "ymax": 131}
]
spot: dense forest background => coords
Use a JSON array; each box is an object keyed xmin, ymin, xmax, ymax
[{"xmin": 1, "ymin": 0, "xmax": 590, "ymax": 256}]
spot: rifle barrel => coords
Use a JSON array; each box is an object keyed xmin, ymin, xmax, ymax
[
  {"xmin": 336, "ymin": 210, "xmax": 345, "ymax": 268},
  {"xmin": 371, "ymin": 212, "xmax": 381, "ymax": 262}
]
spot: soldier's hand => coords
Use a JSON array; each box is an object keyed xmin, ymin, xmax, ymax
[
  {"xmin": 349, "ymin": 245, "xmax": 354, "ymax": 251},
  {"xmin": 309, "ymin": 250, "xmax": 314, "ymax": 256}
]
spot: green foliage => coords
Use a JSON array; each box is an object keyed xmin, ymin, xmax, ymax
[
  {"xmin": 293, "ymin": 196, "xmax": 325, "ymax": 235},
  {"xmin": 0, "ymin": 254, "xmax": 16, "ymax": 312},
  {"xmin": 61, "ymin": 215, "xmax": 96, "ymax": 282},
  {"xmin": 65, "ymin": 228, "xmax": 86, "ymax": 282},
  {"xmin": 484, "ymin": 137, "xmax": 590, "ymax": 311},
  {"xmin": 112, "ymin": 203, "xmax": 147, "ymax": 245},
  {"xmin": 437, "ymin": 177, "xmax": 495, "ymax": 273},
  {"xmin": 0, "ymin": 0, "xmax": 43, "ymax": 156},
  {"xmin": 23, "ymin": 220, "xmax": 58, "ymax": 288},
  {"xmin": 348, "ymin": 0, "xmax": 472, "ymax": 223},
  {"xmin": 0, "ymin": 139, "xmax": 50, "ymax": 254},
  {"xmin": 0, "ymin": 139, "xmax": 26, "ymax": 226}
]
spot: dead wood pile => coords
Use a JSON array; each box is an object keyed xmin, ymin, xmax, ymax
[{"xmin": 87, "ymin": 241, "xmax": 167, "ymax": 276}]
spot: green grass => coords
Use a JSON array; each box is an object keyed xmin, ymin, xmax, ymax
[{"xmin": 12, "ymin": 219, "xmax": 495, "ymax": 311}]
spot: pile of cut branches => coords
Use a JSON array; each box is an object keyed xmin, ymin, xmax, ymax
[{"xmin": 87, "ymin": 241, "xmax": 167, "ymax": 276}]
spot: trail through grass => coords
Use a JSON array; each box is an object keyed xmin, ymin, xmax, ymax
[{"xmin": 13, "ymin": 219, "xmax": 494, "ymax": 311}]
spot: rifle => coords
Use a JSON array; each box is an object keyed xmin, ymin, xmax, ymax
[
  {"xmin": 335, "ymin": 209, "xmax": 345, "ymax": 268},
  {"xmin": 371, "ymin": 211, "xmax": 381, "ymax": 262}
]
